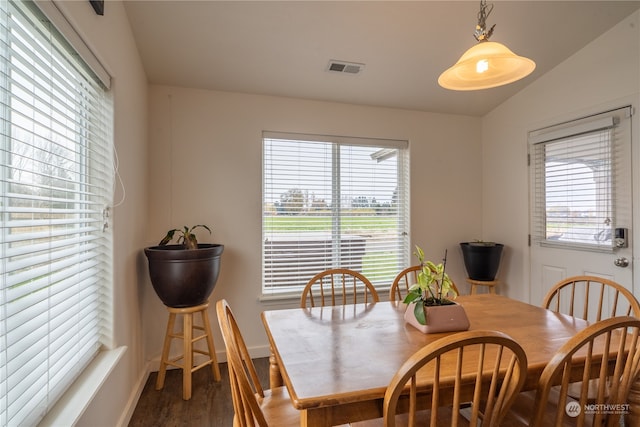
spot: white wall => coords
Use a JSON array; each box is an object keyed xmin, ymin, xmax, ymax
[
  {"xmin": 482, "ymin": 11, "xmax": 640, "ymax": 302},
  {"xmin": 49, "ymin": 1, "xmax": 149, "ymax": 426},
  {"xmin": 145, "ymin": 88, "xmax": 482, "ymax": 359},
  {"xmin": 47, "ymin": 3, "xmax": 640, "ymax": 424}
]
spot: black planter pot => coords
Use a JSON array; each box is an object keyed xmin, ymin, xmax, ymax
[
  {"xmin": 144, "ymin": 243, "xmax": 224, "ymax": 308},
  {"xmin": 460, "ymin": 242, "xmax": 503, "ymax": 281}
]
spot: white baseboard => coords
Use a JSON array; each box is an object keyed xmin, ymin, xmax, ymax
[
  {"xmin": 117, "ymin": 360, "xmax": 152, "ymax": 427},
  {"xmin": 249, "ymin": 344, "xmax": 272, "ymax": 359},
  {"xmin": 146, "ymin": 344, "xmax": 271, "ymax": 373}
]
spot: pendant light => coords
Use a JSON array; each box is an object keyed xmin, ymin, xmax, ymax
[{"xmin": 438, "ymin": 0, "xmax": 535, "ymax": 91}]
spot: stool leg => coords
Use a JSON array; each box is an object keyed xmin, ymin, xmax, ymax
[
  {"xmin": 490, "ymin": 286, "xmax": 497, "ymax": 294},
  {"xmin": 201, "ymin": 308, "xmax": 221, "ymax": 381},
  {"xmin": 470, "ymin": 284, "xmax": 477, "ymax": 295},
  {"xmin": 156, "ymin": 312, "xmax": 176, "ymax": 390},
  {"xmin": 183, "ymin": 312, "xmax": 193, "ymax": 400}
]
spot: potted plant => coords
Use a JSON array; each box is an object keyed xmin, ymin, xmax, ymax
[
  {"xmin": 144, "ymin": 225, "xmax": 224, "ymax": 308},
  {"xmin": 403, "ymin": 246, "xmax": 470, "ymax": 333},
  {"xmin": 460, "ymin": 241, "xmax": 504, "ymax": 281},
  {"xmin": 460, "ymin": 240, "xmax": 504, "ymax": 282}
]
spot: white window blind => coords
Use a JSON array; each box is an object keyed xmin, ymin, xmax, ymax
[
  {"xmin": 0, "ymin": 1, "xmax": 114, "ymax": 426},
  {"xmin": 262, "ymin": 132, "xmax": 409, "ymax": 295},
  {"xmin": 529, "ymin": 107, "xmax": 631, "ymax": 251}
]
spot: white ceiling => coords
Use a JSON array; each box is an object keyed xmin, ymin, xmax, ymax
[{"xmin": 123, "ymin": 1, "xmax": 640, "ymax": 117}]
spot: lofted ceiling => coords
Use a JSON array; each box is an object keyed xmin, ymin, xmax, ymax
[{"xmin": 123, "ymin": 1, "xmax": 640, "ymax": 117}]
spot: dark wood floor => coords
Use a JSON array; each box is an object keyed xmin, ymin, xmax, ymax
[{"xmin": 128, "ymin": 358, "xmax": 269, "ymax": 427}]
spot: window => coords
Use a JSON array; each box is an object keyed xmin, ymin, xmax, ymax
[
  {"xmin": 262, "ymin": 132, "xmax": 409, "ymax": 295},
  {"xmin": 0, "ymin": 2, "xmax": 113, "ymax": 426},
  {"xmin": 529, "ymin": 107, "xmax": 631, "ymax": 251}
]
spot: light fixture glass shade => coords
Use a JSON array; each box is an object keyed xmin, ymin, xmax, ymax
[{"xmin": 438, "ymin": 41, "xmax": 536, "ymax": 91}]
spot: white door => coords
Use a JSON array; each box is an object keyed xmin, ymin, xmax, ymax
[{"xmin": 529, "ymin": 106, "xmax": 634, "ymax": 306}]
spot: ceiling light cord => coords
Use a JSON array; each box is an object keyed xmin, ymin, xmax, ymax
[{"xmin": 474, "ymin": 0, "xmax": 495, "ymax": 42}]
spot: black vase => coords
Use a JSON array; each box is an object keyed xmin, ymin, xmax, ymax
[
  {"xmin": 144, "ymin": 243, "xmax": 224, "ymax": 308},
  {"xmin": 460, "ymin": 242, "xmax": 503, "ymax": 281}
]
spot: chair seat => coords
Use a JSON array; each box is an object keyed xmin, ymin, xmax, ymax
[
  {"xmin": 350, "ymin": 408, "xmax": 471, "ymax": 426},
  {"xmin": 567, "ymin": 379, "xmax": 607, "ymax": 402},
  {"xmin": 499, "ymin": 390, "xmax": 536, "ymax": 426},
  {"xmin": 257, "ymin": 386, "xmax": 300, "ymax": 426},
  {"xmin": 501, "ymin": 384, "xmax": 596, "ymax": 426}
]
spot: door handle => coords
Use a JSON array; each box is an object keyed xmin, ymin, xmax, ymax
[{"xmin": 614, "ymin": 257, "xmax": 629, "ymax": 268}]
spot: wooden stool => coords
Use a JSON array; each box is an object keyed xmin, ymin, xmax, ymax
[
  {"xmin": 466, "ymin": 278, "xmax": 499, "ymax": 295},
  {"xmin": 156, "ymin": 302, "xmax": 221, "ymax": 400}
]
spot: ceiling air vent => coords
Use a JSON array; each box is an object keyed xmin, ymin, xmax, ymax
[{"xmin": 326, "ymin": 60, "xmax": 365, "ymax": 75}]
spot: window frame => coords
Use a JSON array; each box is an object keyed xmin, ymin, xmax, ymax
[
  {"xmin": 529, "ymin": 107, "xmax": 631, "ymax": 253},
  {"xmin": 261, "ymin": 131, "xmax": 410, "ymax": 298},
  {"xmin": 0, "ymin": 1, "xmax": 114, "ymax": 425}
]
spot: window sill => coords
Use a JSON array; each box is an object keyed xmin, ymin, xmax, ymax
[
  {"xmin": 259, "ymin": 292, "xmax": 302, "ymax": 306},
  {"xmin": 38, "ymin": 346, "xmax": 127, "ymax": 427}
]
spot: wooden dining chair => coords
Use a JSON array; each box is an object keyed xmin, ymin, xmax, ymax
[
  {"xmin": 542, "ymin": 275, "xmax": 640, "ymax": 321},
  {"xmin": 503, "ymin": 316, "xmax": 640, "ymax": 427},
  {"xmin": 300, "ymin": 268, "xmax": 379, "ymax": 308},
  {"xmin": 389, "ymin": 265, "xmax": 461, "ymax": 302},
  {"xmin": 216, "ymin": 299, "xmax": 300, "ymax": 427},
  {"xmin": 366, "ymin": 330, "xmax": 528, "ymax": 427},
  {"xmin": 540, "ymin": 276, "xmax": 640, "ymax": 411}
]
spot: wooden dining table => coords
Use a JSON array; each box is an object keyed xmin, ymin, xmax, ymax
[{"xmin": 260, "ymin": 294, "xmax": 626, "ymax": 427}]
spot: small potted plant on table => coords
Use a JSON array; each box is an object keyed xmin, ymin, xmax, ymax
[
  {"xmin": 144, "ymin": 225, "xmax": 224, "ymax": 308},
  {"xmin": 403, "ymin": 246, "xmax": 470, "ymax": 333}
]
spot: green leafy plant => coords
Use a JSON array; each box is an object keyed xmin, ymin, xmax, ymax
[
  {"xmin": 403, "ymin": 245, "xmax": 457, "ymax": 325},
  {"xmin": 158, "ymin": 225, "xmax": 211, "ymax": 250}
]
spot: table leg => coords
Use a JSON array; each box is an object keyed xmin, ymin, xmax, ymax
[
  {"xmin": 268, "ymin": 345, "xmax": 283, "ymax": 388},
  {"xmin": 300, "ymin": 408, "xmax": 330, "ymax": 427}
]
